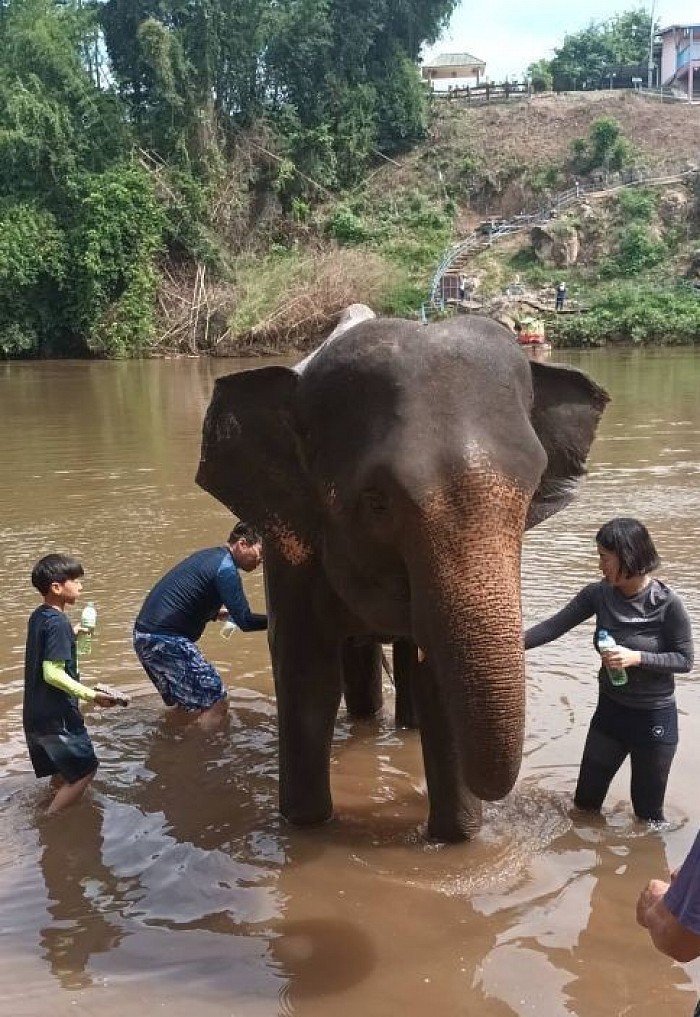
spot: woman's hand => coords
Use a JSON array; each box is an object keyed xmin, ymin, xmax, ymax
[{"xmin": 601, "ymin": 646, "xmax": 642, "ymax": 669}]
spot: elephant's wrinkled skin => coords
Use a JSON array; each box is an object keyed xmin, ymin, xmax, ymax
[{"xmin": 197, "ymin": 315, "xmax": 609, "ymax": 841}]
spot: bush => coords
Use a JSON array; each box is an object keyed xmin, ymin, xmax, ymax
[
  {"xmin": 528, "ymin": 163, "xmax": 562, "ymax": 194},
  {"xmin": 460, "ymin": 152, "xmax": 479, "ymax": 178},
  {"xmin": 549, "ymin": 285, "xmax": 700, "ymax": 346},
  {"xmin": 609, "ymin": 224, "xmax": 665, "ymax": 276},
  {"xmin": 617, "ymin": 188, "xmax": 656, "ymax": 223},
  {"xmin": 326, "ymin": 205, "xmax": 373, "ymax": 243},
  {"xmin": 528, "ymin": 60, "xmax": 553, "ymax": 92},
  {"xmin": 0, "ymin": 202, "xmax": 65, "ymax": 356},
  {"xmin": 66, "ymin": 164, "xmax": 166, "ymax": 356},
  {"xmin": 571, "ymin": 117, "xmax": 633, "ymax": 175},
  {"xmin": 0, "ymin": 322, "xmax": 39, "ymax": 357}
]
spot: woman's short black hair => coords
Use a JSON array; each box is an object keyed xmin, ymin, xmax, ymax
[
  {"xmin": 31, "ymin": 554, "xmax": 84, "ymax": 595},
  {"xmin": 595, "ymin": 517, "xmax": 660, "ymax": 577}
]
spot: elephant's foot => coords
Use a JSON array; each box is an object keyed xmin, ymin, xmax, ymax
[
  {"xmin": 280, "ymin": 800, "xmax": 334, "ymax": 828},
  {"xmin": 426, "ymin": 797, "xmax": 483, "ymax": 843},
  {"xmin": 279, "ymin": 773, "xmax": 334, "ymax": 829}
]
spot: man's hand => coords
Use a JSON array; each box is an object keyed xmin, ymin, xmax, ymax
[
  {"xmin": 601, "ymin": 646, "xmax": 642, "ymax": 669},
  {"xmin": 217, "ymin": 607, "xmax": 229, "ymax": 621},
  {"xmin": 636, "ymin": 879, "xmax": 671, "ymax": 928},
  {"xmin": 636, "ymin": 877, "xmax": 700, "ymax": 961}
]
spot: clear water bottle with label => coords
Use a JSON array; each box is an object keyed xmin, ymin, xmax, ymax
[
  {"xmin": 597, "ymin": 629, "xmax": 627, "ymax": 686},
  {"xmin": 77, "ymin": 601, "xmax": 97, "ymax": 657}
]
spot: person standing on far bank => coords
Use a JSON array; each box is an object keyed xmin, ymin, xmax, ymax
[
  {"xmin": 133, "ymin": 522, "xmax": 267, "ymax": 730},
  {"xmin": 525, "ymin": 517, "xmax": 693, "ymax": 822},
  {"xmin": 555, "ymin": 281, "xmax": 567, "ymax": 311}
]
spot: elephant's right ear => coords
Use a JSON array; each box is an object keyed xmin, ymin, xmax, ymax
[
  {"xmin": 526, "ymin": 360, "xmax": 609, "ymax": 529},
  {"xmin": 196, "ymin": 366, "xmax": 317, "ymax": 545}
]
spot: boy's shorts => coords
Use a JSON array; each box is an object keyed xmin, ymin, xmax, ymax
[
  {"xmin": 133, "ymin": 630, "xmax": 226, "ymax": 712},
  {"xmin": 26, "ymin": 728, "xmax": 99, "ymax": 784}
]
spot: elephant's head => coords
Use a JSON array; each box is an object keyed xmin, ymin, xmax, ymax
[{"xmin": 197, "ymin": 316, "xmax": 608, "ymax": 801}]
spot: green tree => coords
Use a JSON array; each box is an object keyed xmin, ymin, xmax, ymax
[
  {"xmin": 0, "ymin": 0, "xmax": 168, "ymax": 357},
  {"xmin": 375, "ymin": 45, "xmax": 427, "ymax": 155},
  {"xmin": 100, "ymin": 0, "xmax": 456, "ymax": 185},
  {"xmin": 526, "ymin": 58, "xmax": 553, "ymax": 92},
  {"xmin": 572, "ymin": 117, "xmax": 632, "ymax": 174},
  {"xmin": 534, "ymin": 7, "xmax": 655, "ymax": 91}
]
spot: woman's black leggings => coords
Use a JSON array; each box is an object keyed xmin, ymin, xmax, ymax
[{"xmin": 574, "ymin": 698, "xmax": 678, "ymax": 822}]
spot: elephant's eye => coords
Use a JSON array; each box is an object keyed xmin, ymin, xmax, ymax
[{"xmin": 361, "ymin": 487, "xmax": 389, "ymax": 516}]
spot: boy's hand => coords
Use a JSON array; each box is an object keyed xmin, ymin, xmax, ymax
[
  {"xmin": 95, "ymin": 693, "xmax": 119, "ymax": 708},
  {"xmin": 94, "ymin": 683, "xmax": 130, "ymax": 707}
]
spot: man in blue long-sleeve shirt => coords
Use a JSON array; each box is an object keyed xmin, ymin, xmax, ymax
[{"xmin": 133, "ymin": 522, "xmax": 267, "ymax": 728}]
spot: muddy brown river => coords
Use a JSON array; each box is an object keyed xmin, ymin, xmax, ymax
[{"xmin": 2, "ymin": 349, "xmax": 700, "ymax": 1016}]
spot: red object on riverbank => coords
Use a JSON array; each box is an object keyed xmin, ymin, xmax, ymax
[{"xmin": 516, "ymin": 317, "xmax": 547, "ymax": 346}]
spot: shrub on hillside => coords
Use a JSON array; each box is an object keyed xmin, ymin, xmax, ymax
[
  {"xmin": 550, "ymin": 285, "xmax": 700, "ymax": 346},
  {"xmin": 571, "ymin": 117, "xmax": 633, "ymax": 176},
  {"xmin": 604, "ymin": 224, "xmax": 665, "ymax": 277},
  {"xmin": 326, "ymin": 205, "xmax": 373, "ymax": 244},
  {"xmin": 617, "ymin": 188, "xmax": 656, "ymax": 223}
]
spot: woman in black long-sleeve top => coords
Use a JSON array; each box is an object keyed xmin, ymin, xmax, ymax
[{"xmin": 525, "ymin": 517, "xmax": 694, "ymax": 822}]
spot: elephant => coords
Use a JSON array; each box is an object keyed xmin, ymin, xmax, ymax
[{"xmin": 196, "ymin": 313, "xmax": 609, "ymax": 842}]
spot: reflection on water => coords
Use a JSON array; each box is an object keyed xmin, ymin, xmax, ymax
[
  {"xmin": 2, "ymin": 349, "xmax": 700, "ymax": 1015},
  {"xmin": 38, "ymin": 801, "xmax": 122, "ymax": 990}
]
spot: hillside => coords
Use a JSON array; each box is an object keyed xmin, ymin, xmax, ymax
[
  {"xmin": 384, "ymin": 91, "xmax": 700, "ymax": 223},
  {"xmin": 199, "ymin": 91, "xmax": 700, "ymax": 353}
]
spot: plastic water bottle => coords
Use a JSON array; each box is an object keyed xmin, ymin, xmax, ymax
[
  {"xmin": 597, "ymin": 629, "xmax": 627, "ymax": 686},
  {"xmin": 221, "ymin": 618, "xmax": 238, "ymax": 640},
  {"xmin": 77, "ymin": 601, "xmax": 97, "ymax": 657}
]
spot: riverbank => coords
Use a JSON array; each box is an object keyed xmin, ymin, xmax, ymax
[
  {"xmin": 8, "ymin": 86, "xmax": 700, "ymax": 359},
  {"xmin": 210, "ymin": 93, "xmax": 700, "ymax": 356}
]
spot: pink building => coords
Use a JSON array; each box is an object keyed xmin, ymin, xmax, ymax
[{"xmin": 660, "ymin": 24, "xmax": 700, "ymax": 98}]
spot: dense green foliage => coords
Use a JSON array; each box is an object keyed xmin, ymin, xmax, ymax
[
  {"xmin": 1, "ymin": 0, "xmax": 457, "ymax": 357},
  {"xmin": 527, "ymin": 59, "xmax": 553, "ymax": 93},
  {"xmin": 0, "ymin": 0, "xmax": 166, "ymax": 355},
  {"xmin": 99, "ymin": 0, "xmax": 455, "ymax": 191},
  {"xmin": 527, "ymin": 8, "xmax": 654, "ymax": 92},
  {"xmin": 549, "ymin": 285, "xmax": 700, "ymax": 346}
]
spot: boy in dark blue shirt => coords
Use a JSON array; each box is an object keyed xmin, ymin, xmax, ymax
[
  {"xmin": 133, "ymin": 522, "xmax": 267, "ymax": 729},
  {"xmin": 24, "ymin": 554, "xmax": 117, "ymax": 814}
]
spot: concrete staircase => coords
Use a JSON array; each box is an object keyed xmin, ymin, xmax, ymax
[{"xmin": 427, "ymin": 166, "xmax": 697, "ymax": 314}]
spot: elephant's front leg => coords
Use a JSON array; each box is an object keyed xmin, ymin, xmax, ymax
[
  {"xmin": 412, "ymin": 658, "xmax": 483, "ymax": 842},
  {"xmin": 268, "ymin": 570, "xmax": 343, "ymax": 826}
]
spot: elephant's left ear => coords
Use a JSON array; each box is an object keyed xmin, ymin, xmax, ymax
[{"xmin": 526, "ymin": 360, "xmax": 610, "ymax": 529}]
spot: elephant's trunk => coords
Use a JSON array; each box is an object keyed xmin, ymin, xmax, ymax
[{"xmin": 407, "ymin": 469, "xmax": 531, "ymax": 801}]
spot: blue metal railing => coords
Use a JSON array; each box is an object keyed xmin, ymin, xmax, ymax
[{"xmin": 426, "ymin": 165, "xmax": 699, "ymax": 312}]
